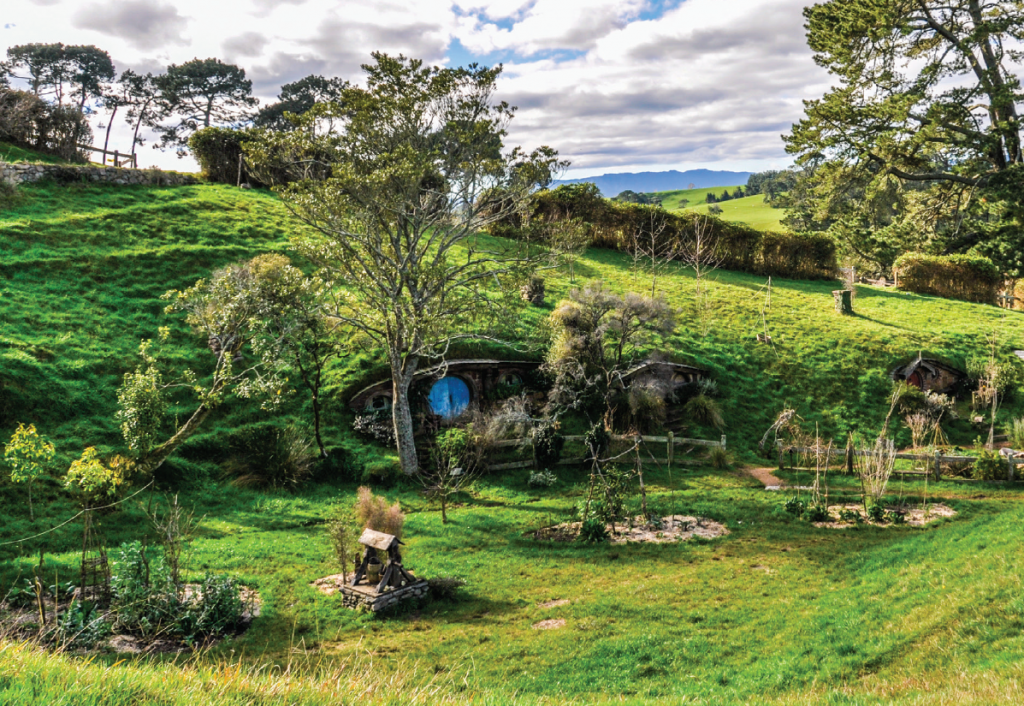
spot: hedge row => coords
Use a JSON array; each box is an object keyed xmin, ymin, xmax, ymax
[
  {"xmin": 893, "ymin": 253, "xmax": 1000, "ymax": 304},
  {"xmin": 494, "ymin": 185, "xmax": 838, "ymax": 281}
]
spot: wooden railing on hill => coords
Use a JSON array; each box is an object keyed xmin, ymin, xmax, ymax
[
  {"xmin": 486, "ymin": 433, "xmax": 726, "ymax": 472},
  {"xmin": 77, "ymin": 143, "xmax": 138, "ymax": 169}
]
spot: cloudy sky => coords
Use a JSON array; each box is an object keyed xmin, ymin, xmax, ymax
[{"xmin": 2, "ymin": 0, "xmax": 831, "ymax": 177}]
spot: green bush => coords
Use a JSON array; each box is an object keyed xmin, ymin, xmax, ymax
[
  {"xmin": 578, "ymin": 518, "xmax": 610, "ymax": 543},
  {"xmin": 426, "ymin": 576, "xmax": 467, "ymax": 602},
  {"xmin": 532, "ymin": 422, "xmax": 565, "ymax": 468},
  {"xmin": 973, "ymin": 447, "xmax": 1006, "ymax": 481},
  {"xmin": 528, "ymin": 470, "xmax": 558, "ymax": 488},
  {"xmin": 178, "ymin": 574, "xmax": 244, "ymax": 643},
  {"xmin": 685, "ymin": 394, "xmax": 724, "ymax": 430},
  {"xmin": 867, "ymin": 504, "xmax": 886, "ymax": 523},
  {"xmin": 361, "ymin": 459, "xmax": 401, "ymax": 487},
  {"xmin": 893, "ymin": 253, "xmax": 1001, "ymax": 304},
  {"xmin": 188, "ymin": 127, "xmax": 263, "ymax": 186},
  {"xmin": 110, "ymin": 541, "xmax": 176, "ymax": 636},
  {"xmin": 784, "ymin": 496, "xmax": 805, "ymax": 516},
  {"xmin": 708, "ymin": 446, "xmax": 731, "ymax": 470},
  {"xmin": 223, "ymin": 424, "xmax": 315, "ymax": 490},
  {"xmin": 805, "ymin": 504, "xmax": 829, "ymax": 522},
  {"xmin": 492, "ymin": 193, "xmax": 838, "ymax": 281}
]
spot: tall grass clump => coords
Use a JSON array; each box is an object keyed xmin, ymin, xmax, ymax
[
  {"xmin": 354, "ymin": 486, "xmax": 404, "ymax": 537},
  {"xmin": 857, "ymin": 437, "xmax": 896, "ymax": 506}
]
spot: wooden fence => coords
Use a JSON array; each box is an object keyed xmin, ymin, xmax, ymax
[
  {"xmin": 77, "ymin": 143, "xmax": 138, "ymax": 169},
  {"xmin": 486, "ymin": 433, "xmax": 726, "ymax": 472},
  {"xmin": 779, "ymin": 443, "xmax": 1024, "ymax": 482}
]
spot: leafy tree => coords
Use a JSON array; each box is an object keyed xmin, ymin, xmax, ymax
[
  {"xmin": 117, "ymin": 262, "xmax": 287, "ymax": 474},
  {"xmin": 65, "ymin": 45, "xmax": 115, "ymax": 111},
  {"xmin": 785, "ymin": 0, "xmax": 1024, "ymax": 273},
  {"xmin": 4, "ymin": 423, "xmax": 55, "ymax": 521},
  {"xmin": 119, "ymin": 71, "xmax": 162, "ymax": 160},
  {"xmin": 65, "ymin": 447, "xmax": 125, "ymax": 501},
  {"xmin": 255, "ymin": 74, "xmax": 348, "ymax": 131},
  {"xmin": 5, "ymin": 43, "xmax": 113, "ymax": 110},
  {"xmin": 236, "ymin": 254, "xmax": 344, "ymax": 457},
  {"xmin": 5, "ymin": 43, "xmax": 67, "ymax": 99},
  {"xmin": 245, "ymin": 53, "xmax": 564, "ymax": 474},
  {"xmin": 154, "ymin": 58, "xmax": 257, "ymax": 152}
]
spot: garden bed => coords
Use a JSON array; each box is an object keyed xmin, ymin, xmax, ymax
[
  {"xmin": 0, "ymin": 585, "xmax": 259, "ymax": 654},
  {"xmin": 812, "ymin": 503, "xmax": 956, "ymax": 529},
  {"xmin": 532, "ymin": 515, "xmax": 729, "ymax": 544}
]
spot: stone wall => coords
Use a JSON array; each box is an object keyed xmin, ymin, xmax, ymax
[
  {"xmin": 339, "ymin": 581, "xmax": 429, "ymax": 612},
  {"xmin": 0, "ymin": 161, "xmax": 198, "ymax": 187}
]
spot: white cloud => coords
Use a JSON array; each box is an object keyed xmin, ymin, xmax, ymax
[{"xmin": 1, "ymin": 0, "xmax": 829, "ymax": 176}]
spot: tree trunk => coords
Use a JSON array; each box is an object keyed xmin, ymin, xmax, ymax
[
  {"xmin": 312, "ymin": 390, "xmax": 326, "ymax": 458},
  {"xmin": 833, "ymin": 290, "xmax": 853, "ymax": 315},
  {"xmin": 392, "ymin": 356, "xmax": 420, "ymax": 475},
  {"xmin": 441, "ymin": 493, "xmax": 448, "ymax": 524},
  {"xmin": 138, "ymin": 404, "xmax": 215, "ymax": 474},
  {"xmin": 102, "ymin": 105, "xmax": 117, "ymax": 164}
]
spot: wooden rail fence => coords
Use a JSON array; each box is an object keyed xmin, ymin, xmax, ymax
[
  {"xmin": 779, "ymin": 443, "xmax": 1024, "ymax": 482},
  {"xmin": 486, "ymin": 433, "xmax": 726, "ymax": 472},
  {"xmin": 77, "ymin": 143, "xmax": 138, "ymax": 169}
]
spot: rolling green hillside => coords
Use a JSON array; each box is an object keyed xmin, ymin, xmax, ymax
[
  {"xmin": 4, "ymin": 180, "xmax": 1024, "ymax": 704},
  {"xmin": 652, "ymin": 187, "xmax": 787, "ymax": 232}
]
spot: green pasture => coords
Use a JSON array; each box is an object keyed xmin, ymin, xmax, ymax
[
  {"xmin": 3, "ymin": 179, "xmax": 1024, "ymax": 703},
  {"xmin": 651, "ymin": 187, "xmax": 787, "ymax": 232}
]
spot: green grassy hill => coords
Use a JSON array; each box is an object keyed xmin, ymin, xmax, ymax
[
  {"xmin": 3, "ymin": 180, "xmax": 1024, "ymax": 704},
  {"xmin": 0, "ymin": 141, "xmax": 73, "ymax": 165},
  {"xmin": 652, "ymin": 187, "xmax": 787, "ymax": 232}
]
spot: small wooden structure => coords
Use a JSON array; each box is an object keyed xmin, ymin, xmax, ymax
[
  {"xmin": 891, "ymin": 353, "xmax": 965, "ymax": 395},
  {"xmin": 351, "ymin": 529, "xmax": 418, "ymax": 593}
]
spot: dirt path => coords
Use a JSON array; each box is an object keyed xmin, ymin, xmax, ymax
[{"xmin": 746, "ymin": 467, "xmax": 786, "ymax": 488}]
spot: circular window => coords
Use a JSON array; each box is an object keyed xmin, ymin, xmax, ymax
[
  {"xmin": 428, "ymin": 377, "xmax": 471, "ymax": 420},
  {"xmin": 498, "ymin": 372, "xmax": 523, "ymax": 387}
]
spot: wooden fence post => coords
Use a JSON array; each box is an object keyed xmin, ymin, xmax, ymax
[
  {"xmin": 667, "ymin": 431, "xmax": 674, "ymax": 470},
  {"xmin": 720, "ymin": 435, "xmax": 727, "ymax": 450},
  {"xmin": 1008, "ymin": 457, "xmax": 1016, "ymax": 483},
  {"xmin": 531, "ymin": 442, "xmax": 538, "ymax": 471},
  {"xmin": 113, "ymin": 149, "xmax": 120, "ymax": 168},
  {"xmin": 933, "ymin": 450, "xmax": 942, "ymax": 482},
  {"xmin": 777, "ymin": 440, "xmax": 784, "ymax": 471}
]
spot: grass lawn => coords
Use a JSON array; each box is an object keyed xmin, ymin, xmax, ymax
[
  {"xmin": 3, "ymin": 180, "xmax": 1024, "ymax": 703},
  {"xmin": 0, "ymin": 141, "xmax": 73, "ymax": 165}
]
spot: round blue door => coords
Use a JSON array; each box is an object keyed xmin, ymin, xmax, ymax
[{"xmin": 428, "ymin": 377, "xmax": 470, "ymax": 420}]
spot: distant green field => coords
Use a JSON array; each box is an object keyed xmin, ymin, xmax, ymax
[
  {"xmin": 651, "ymin": 187, "xmax": 787, "ymax": 232},
  {"xmin": 689, "ymin": 194, "xmax": 786, "ymax": 231}
]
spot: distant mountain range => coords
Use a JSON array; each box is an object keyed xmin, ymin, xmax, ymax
[{"xmin": 552, "ymin": 169, "xmax": 752, "ymax": 197}]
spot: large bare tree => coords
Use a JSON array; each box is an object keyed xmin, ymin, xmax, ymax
[{"xmin": 247, "ymin": 54, "xmax": 564, "ymax": 474}]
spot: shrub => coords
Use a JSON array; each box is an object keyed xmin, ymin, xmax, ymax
[
  {"xmin": 532, "ymin": 422, "xmax": 565, "ymax": 467},
  {"xmin": 528, "ymin": 470, "xmax": 558, "ymax": 488},
  {"xmin": 188, "ymin": 127, "xmax": 266, "ymax": 186},
  {"xmin": 1009, "ymin": 417, "xmax": 1024, "ymax": 450},
  {"xmin": 578, "ymin": 518, "xmax": 610, "ymax": 543},
  {"xmin": 110, "ymin": 541, "xmax": 176, "ymax": 636},
  {"xmin": 353, "ymin": 413, "xmax": 396, "ymax": 447},
  {"xmin": 867, "ymin": 504, "xmax": 887, "ymax": 523},
  {"xmin": 0, "ymin": 181, "xmax": 23, "ymax": 211},
  {"xmin": 839, "ymin": 508, "xmax": 861, "ymax": 522},
  {"xmin": 806, "ymin": 504, "xmax": 829, "ymax": 522},
  {"xmin": 354, "ymin": 486, "xmax": 404, "ymax": 538},
  {"xmin": 893, "ymin": 253, "xmax": 1000, "ymax": 304},
  {"xmin": 973, "ymin": 447, "xmax": 1006, "ymax": 481},
  {"xmin": 427, "ymin": 576, "xmax": 467, "ymax": 602},
  {"xmin": 886, "ymin": 509, "xmax": 907, "ymax": 525},
  {"xmin": 492, "ymin": 196, "xmax": 838, "ymax": 281},
  {"xmin": 54, "ymin": 599, "xmax": 110, "ymax": 649},
  {"xmin": 180, "ymin": 574, "xmax": 244, "ymax": 642},
  {"xmin": 685, "ymin": 394, "xmax": 724, "ymax": 430},
  {"xmin": 0, "ymin": 89, "xmax": 48, "ymax": 146},
  {"xmin": 708, "ymin": 446, "xmax": 731, "ymax": 470},
  {"xmin": 224, "ymin": 424, "xmax": 314, "ymax": 490},
  {"xmin": 521, "ymin": 276, "xmax": 545, "ymax": 306},
  {"xmin": 360, "ymin": 459, "xmax": 401, "ymax": 487},
  {"xmin": 784, "ymin": 496, "xmax": 805, "ymax": 516}
]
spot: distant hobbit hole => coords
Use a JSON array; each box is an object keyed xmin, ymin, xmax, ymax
[{"xmin": 428, "ymin": 377, "xmax": 471, "ymax": 420}]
